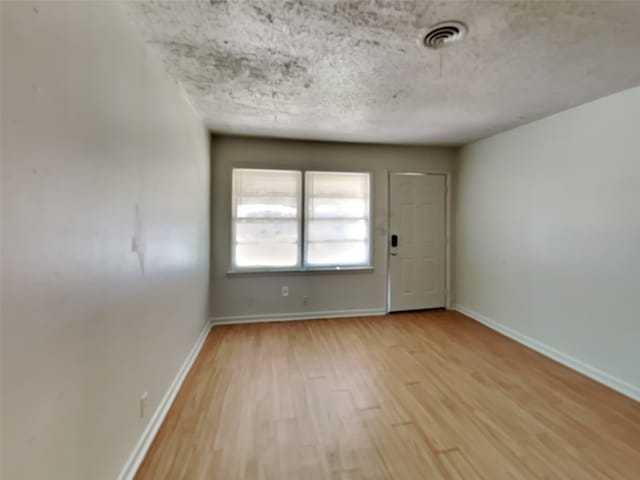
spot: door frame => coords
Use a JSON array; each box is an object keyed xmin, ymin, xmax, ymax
[{"xmin": 386, "ymin": 170, "xmax": 452, "ymax": 313}]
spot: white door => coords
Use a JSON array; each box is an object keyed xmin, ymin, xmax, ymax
[{"xmin": 388, "ymin": 173, "xmax": 446, "ymax": 312}]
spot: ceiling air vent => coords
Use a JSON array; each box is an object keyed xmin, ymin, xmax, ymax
[{"xmin": 422, "ymin": 21, "xmax": 467, "ymax": 49}]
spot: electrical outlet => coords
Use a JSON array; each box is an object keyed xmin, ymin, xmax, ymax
[
  {"xmin": 140, "ymin": 392, "xmax": 148, "ymax": 418},
  {"xmin": 282, "ymin": 286, "xmax": 289, "ymax": 297},
  {"xmin": 303, "ymin": 296, "xmax": 309, "ymax": 306}
]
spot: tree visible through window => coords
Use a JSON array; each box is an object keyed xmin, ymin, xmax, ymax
[{"xmin": 231, "ymin": 168, "xmax": 371, "ymax": 270}]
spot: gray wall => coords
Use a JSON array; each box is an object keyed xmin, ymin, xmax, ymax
[
  {"xmin": 210, "ymin": 136, "xmax": 455, "ymax": 321},
  {"xmin": 455, "ymin": 85, "xmax": 640, "ymax": 399},
  {"xmin": 1, "ymin": 2, "xmax": 210, "ymax": 479}
]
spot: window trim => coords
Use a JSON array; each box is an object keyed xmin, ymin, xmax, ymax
[
  {"xmin": 229, "ymin": 166, "xmax": 374, "ymax": 273},
  {"xmin": 225, "ymin": 266, "xmax": 375, "ymax": 276}
]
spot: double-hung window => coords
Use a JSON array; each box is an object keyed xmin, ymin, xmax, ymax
[
  {"xmin": 231, "ymin": 168, "xmax": 371, "ymax": 271},
  {"xmin": 231, "ymin": 169, "xmax": 302, "ymax": 269}
]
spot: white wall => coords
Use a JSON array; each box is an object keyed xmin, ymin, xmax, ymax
[
  {"xmin": 210, "ymin": 136, "xmax": 455, "ymax": 321},
  {"xmin": 1, "ymin": 2, "xmax": 210, "ymax": 479},
  {"xmin": 455, "ymin": 86, "xmax": 640, "ymax": 400}
]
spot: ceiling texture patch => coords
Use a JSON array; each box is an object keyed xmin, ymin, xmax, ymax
[{"xmin": 122, "ymin": 1, "xmax": 640, "ymax": 145}]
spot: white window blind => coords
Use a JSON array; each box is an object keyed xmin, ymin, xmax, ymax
[
  {"xmin": 304, "ymin": 171, "xmax": 371, "ymax": 267},
  {"xmin": 231, "ymin": 169, "xmax": 301, "ymax": 269}
]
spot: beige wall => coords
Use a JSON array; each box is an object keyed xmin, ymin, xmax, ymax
[
  {"xmin": 1, "ymin": 2, "xmax": 210, "ymax": 479},
  {"xmin": 210, "ymin": 136, "xmax": 455, "ymax": 321},
  {"xmin": 455, "ymin": 86, "xmax": 640, "ymax": 399}
]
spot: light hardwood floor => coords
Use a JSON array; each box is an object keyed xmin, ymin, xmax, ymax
[{"xmin": 136, "ymin": 310, "xmax": 640, "ymax": 479}]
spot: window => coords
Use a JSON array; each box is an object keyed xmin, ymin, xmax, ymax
[
  {"xmin": 231, "ymin": 168, "xmax": 371, "ymax": 271},
  {"xmin": 305, "ymin": 171, "xmax": 370, "ymax": 267},
  {"xmin": 231, "ymin": 169, "xmax": 302, "ymax": 269}
]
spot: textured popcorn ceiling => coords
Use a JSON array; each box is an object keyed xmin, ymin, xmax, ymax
[{"xmin": 124, "ymin": 1, "xmax": 640, "ymax": 145}]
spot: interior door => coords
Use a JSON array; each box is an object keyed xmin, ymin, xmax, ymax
[{"xmin": 388, "ymin": 173, "xmax": 446, "ymax": 312}]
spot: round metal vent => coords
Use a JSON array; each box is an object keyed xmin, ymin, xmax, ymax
[{"xmin": 422, "ymin": 21, "xmax": 467, "ymax": 49}]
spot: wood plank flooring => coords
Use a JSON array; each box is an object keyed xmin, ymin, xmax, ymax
[{"xmin": 135, "ymin": 310, "xmax": 640, "ymax": 479}]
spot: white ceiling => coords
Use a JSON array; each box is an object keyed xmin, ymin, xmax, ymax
[{"xmin": 124, "ymin": 1, "xmax": 640, "ymax": 145}]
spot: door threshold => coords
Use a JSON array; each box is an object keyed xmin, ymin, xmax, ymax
[{"xmin": 388, "ymin": 307, "xmax": 447, "ymax": 314}]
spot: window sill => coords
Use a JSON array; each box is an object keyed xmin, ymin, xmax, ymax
[{"xmin": 226, "ymin": 266, "xmax": 374, "ymax": 276}]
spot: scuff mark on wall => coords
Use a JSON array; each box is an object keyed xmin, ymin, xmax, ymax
[{"xmin": 132, "ymin": 203, "xmax": 145, "ymax": 275}]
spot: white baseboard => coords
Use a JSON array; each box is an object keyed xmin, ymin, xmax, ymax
[
  {"xmin": 211, "ymin": 308, "xmax": 386, "ymax": 325},
  {"xmin": 454, "ymin": 304, "xmax": 640, "ymax": 403},
  {"xmin": 117, "ymin": 319, "xmax": 212, "ymax": 480}
]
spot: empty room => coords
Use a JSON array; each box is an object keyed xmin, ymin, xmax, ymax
[{"xmin": 2, "ymin": 1, "xmax": 640, "ymax": 479}]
